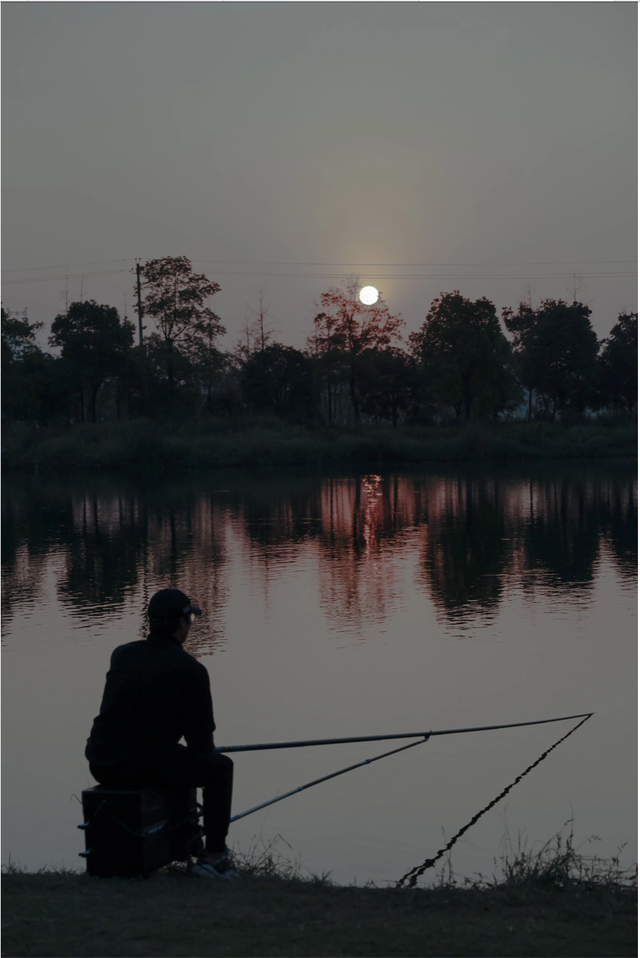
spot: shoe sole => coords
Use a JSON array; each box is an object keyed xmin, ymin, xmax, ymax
[{"xmin": 190, "ymin": 862, "xmax": 240, "ymax": 880}]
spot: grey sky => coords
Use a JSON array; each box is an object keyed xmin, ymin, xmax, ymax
[{"xmin": 2, "ymin": 2, "xmax": 637, "ymax": 349}]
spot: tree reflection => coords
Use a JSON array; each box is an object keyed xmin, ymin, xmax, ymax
[
  {"xmin": 124, "ymin": 482, "xmax": 230, "ymax": 655},
  {"xmin": 2, "ymin": 475, "xmax": 92, "ymax": 633},
  {"xmin": 1, "ymin": 466, "xmax": 636, "ymax": 646},
  {"xmin": 420, "ymin": 475, "xmax": 510, "ymax": 621},
  {"xmin": 316, "ymin": 475, "xmax": 417, "ymax": 633},
  {"xmin": 520, "ymin": 474, "xmax": 600, "ymax": 588},
  {"xmin": 57, "ymin": 489, "xmax": 144, "ymax": 611},
  {"xmin": 238, "ymin": 475, "xmax": 324, "ymax": 550},
  {"xmin": 1, "ymin": 475, "xmax": 230, "ymax": 655},
  {"xmin": 596, "ymin": 473, "xmax": 637, "ymax": 580}
]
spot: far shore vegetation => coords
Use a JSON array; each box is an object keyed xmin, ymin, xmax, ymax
[
  {"xmin": 1, "ymin": 417, "xmax": 637, "ymax": 473},
  {"xmin": 2, "ymin": 257, "xmax": 637, "ymax": 473},
  {"xmin": 2, "ymin": 829, "xmax": 636, "ymax": 957}
]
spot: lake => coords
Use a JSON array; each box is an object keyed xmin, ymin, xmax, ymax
[{"xmin": 2, "ymin": 461, "xmax": 636, "ymax": 886}]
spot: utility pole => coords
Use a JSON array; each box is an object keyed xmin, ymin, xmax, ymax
[{"xmin": 136, "ymin": 262, "xmax": 144, "ymax": 346}]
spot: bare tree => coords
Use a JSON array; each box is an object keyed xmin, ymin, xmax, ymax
[{"xmin": 245, "ymin": 287, "xmax": 274, "ymax": 352}]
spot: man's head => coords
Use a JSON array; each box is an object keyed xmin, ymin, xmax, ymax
[{"xmin": 147, "ymin": 588, "xmax": 202, "ymax": 642}]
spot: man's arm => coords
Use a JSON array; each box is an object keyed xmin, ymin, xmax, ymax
[{"xmin": 182, "ymin": 660, "xmax": 216, "ymax": 756}]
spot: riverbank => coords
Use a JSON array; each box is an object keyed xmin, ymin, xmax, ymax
[
  {"xmin": 2, "ymin": 867, "xmax": 636, "ymax": 958},
  {"xmin": 1, "ymin": 419, "xmax": 636, "ymax": 472}
]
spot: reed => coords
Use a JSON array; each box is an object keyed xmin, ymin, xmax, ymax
[{"xmin": 492, "ymin": 824, "xmax": 636, "ymax": 892}]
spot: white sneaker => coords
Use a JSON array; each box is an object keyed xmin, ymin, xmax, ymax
[{"xmin": 190, "ymin": 849, "xmax": 240, "ymax": 880}]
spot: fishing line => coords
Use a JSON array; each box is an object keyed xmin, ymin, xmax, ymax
[{"xmin": 395, "ymin": 712, "xmax": 593, "ymax": 888}]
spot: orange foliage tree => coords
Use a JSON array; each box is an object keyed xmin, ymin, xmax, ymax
[{"xmin": 309, "ymin": 277, "xmax": 404, "ymax": 423}]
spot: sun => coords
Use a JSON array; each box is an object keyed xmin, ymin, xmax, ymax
[{"xmin": 359, "ymin": 285, "xmax": 379, "ymax": 305}]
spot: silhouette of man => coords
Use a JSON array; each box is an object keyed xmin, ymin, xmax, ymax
[{"xmin": 86, "ymin": 588, "xmax": 237, "ymax": 878}]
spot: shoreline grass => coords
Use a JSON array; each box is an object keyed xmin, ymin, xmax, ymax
[
  {"xmin": 1, "ymin": 418, "xmax": 637, "ymax": 473},
  {"xmin": 3, "ymin": 831, "xmax": 636, "ymax": 957}
]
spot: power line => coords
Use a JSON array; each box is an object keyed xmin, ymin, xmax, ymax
[
  {"xmin": 2, "ymin": 257, "xmax": 636, "ymax": 275},
  {"xmin": 3, "ymin": 269, "xmax": 636, "ymax": 287},
  {"xmin": 2, "ymin": 268, "xmax": 131, "ymax": 286},
  {"xmin": 193, "ymin": 259, "xmax": 637, "ymax": 267},
  {"xmin": 1, "ymin": 259, "xmax": 134, "ymax": 274},
  {"xmin": 205, "ymin": 269, "xmax": 636, "ymax": 280}
]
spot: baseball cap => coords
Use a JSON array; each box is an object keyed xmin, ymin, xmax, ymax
[{"xmin": 148, "ymin": 588, "xmax": 202, "ymax": 620}]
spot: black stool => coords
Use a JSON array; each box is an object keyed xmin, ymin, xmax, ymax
[{"xmin": 79, "ymin": 785, "xmax": 203, "ymax": 877}]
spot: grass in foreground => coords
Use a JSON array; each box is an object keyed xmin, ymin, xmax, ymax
[{"xmin": 2, "ymin": 832, "xmax": 636, "ymax": 957}]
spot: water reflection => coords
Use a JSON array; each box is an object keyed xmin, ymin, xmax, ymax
[
  {"xmin": 597, "ymin": 474, "xmax": 637, "ymax": 578},
  {"xmin": 523, "ymin": 476, "xmax": 600, "ymax": 588},
  {"xmin": 2, "ymin": 475, "xmax": 76, "ymax": 618},
  {"xmin": 1, "ymin": 477, "xmax": 231, "ymax": 653},
  {"xmin": 316, "ymin": 475, "xmax": 407, "ymax": 632},
  {"xmin": 240, "ymin": 478, "xmax": 323, "ymax": 548},
  {"xmin": 2, "ymin": 464, "xmax": 636, "ymax": 647},
  {"xmin": 420, "ymin": 475, "xmax": 510, "ymax": 619}
]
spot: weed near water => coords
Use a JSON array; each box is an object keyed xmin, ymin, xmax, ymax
[
  {"xmin": 493, "ymin": 825, "xmax": 637, "ymax": 893},
  {"xmin": 2, "ymin": 829, "xmax": 636, "ymax": 957}
]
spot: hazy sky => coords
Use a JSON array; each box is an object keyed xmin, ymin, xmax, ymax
[{"xmin": 2, "ymin": 2, "xmax": 637, "ymax": 350}]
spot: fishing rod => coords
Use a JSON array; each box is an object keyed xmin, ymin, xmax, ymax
[
  {"xmin": 217, "ymin": 712, "xmax": 593, "ymax": 754},
  {"xmin": 230, "ymin": 735, "xmax": 430, "ymax": 823}
]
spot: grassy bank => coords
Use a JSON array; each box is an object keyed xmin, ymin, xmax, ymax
[
  {"xmin": 2, "ymin": 836, "xmax": 636, "ymax": 957},
  {"xmin": 1, "ymin": 418, "xmax": 636, "ymax": 472}
]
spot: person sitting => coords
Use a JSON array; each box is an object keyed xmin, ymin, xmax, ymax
[{"xmin": 85, "ymin": 587, "xmax": 238, "ymax": 878}]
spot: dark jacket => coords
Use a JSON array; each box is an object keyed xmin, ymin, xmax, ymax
[{"xmin": 85, "ymin": 634, "xmax": 215, "ymax": 780}]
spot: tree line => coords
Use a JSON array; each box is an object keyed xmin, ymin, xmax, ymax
[{"xmin": 2, "ymin": 255, "xmax": 637, "ymax": 426}]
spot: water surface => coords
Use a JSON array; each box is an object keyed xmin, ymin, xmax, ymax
[{"xmin": 2, "ymin": 463, "xmax": 636, "ymax": 885}]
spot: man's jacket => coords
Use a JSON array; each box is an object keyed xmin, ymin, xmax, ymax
[{"xmin": 85, "ymin": 634, "xmax": 215, "ymax": 780}]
